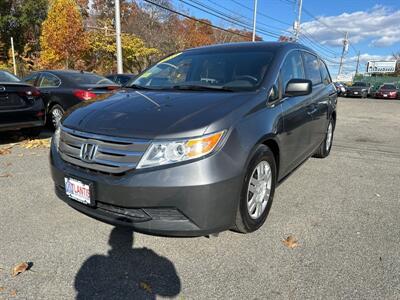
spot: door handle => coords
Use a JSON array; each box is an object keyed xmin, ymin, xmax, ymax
[{"xmin": 307, "ymin": 104, "xmax": 317, "ymax": 116}]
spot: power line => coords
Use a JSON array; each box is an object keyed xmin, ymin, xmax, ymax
[
  {"xmin": 228, "ymin": 0, "xmax": 293, "ymax": 27},
  {"xmin": 179, "ymin": 0, "xmax": 281, "ymax": 39},
  {"xmin": 142, "ymin": 0, "xmax": 250, "ymax": 39},
  {"xmin": 204, "ymin": 0, "xmax": 292, "ymax": 34}
]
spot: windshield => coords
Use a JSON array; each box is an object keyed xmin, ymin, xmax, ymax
[
  {"xmin": 381, "ymin": 84, "xmax": 396, "ymax": 90},
  {"xmin": 68, "ymin": 73, "xmax": 115, "ymax": 85},
  {"xmin": 353, "ymin": 82, "xmax": 367, "ymax": 87},
  {"xmin": 130, "ymin": 50, "xmax": 275, "ymax": 91},
  {"xmin": 0, "ymin": 71, "xmax": 20, "ymax": 82}
]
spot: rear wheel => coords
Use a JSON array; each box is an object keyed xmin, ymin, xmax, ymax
[
  {"xmin": 313, "ymin": 118, "xmax": 334, "ymax": 158},
  {"xmin": 234, "ymin": 145, "xmax": 276, "ymax": 233},
  {"xmin": 49, "ymin": 104, "xmax": 64, "ymax": 129}
]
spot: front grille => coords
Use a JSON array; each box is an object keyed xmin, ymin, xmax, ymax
[{"xmin": 59, "ymin": 127, "xmax": 150, "ymax": 174}]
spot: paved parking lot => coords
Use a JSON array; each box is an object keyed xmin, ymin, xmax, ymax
[{"xmin": 0, "ymin": 98, "xmax": 399, "ymax": 299}]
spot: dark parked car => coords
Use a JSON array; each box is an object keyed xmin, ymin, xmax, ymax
[
  {"xmin": 375, "ymin": 83, "xmax": 398, "ymax": 99},
  {"xmin": 0, "ymin": 70, "xmax": 45, "ymax": 133},
  {"xmin": 334, "ymin": 82, "xmax": 346, "ymax": 96},
  {"xmin": 23, "ymin": 70, "xmax": 119, "ymax": 128},
  {"xmin": 105, "ymin": 73, "xmax": 136, "ymax": 86},
  {"xmin": 50, "ymin": 42, "xmax": 337, "ymax": 236},
  {"xmin": 345, "ymin": 81, "xmax": 371, "ymax": 98}
]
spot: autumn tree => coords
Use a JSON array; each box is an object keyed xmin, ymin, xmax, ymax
[
  {"xmin": 85, "ymin": 30, "xmax": 159, "ymax": 74},
  {"xmin": 40, "ymin": 0, "xmax": 88, "ymax": 69}
]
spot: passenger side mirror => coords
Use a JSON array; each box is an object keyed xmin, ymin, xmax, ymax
[{"xmin": 284, "ymin": 79, "xmax": 312, "ymax": 97}]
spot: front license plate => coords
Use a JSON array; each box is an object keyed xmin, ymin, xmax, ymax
[
  {"xmin": 65, "ymin": 177, "xmax": 92, "ymax": 205},
  {"xmin": 354, "ymin": 92, "xmax": 358, "ymax": 94},
  {"xmin": 383, "ymin": 94, "xmax": 388, "ymax": 97}
]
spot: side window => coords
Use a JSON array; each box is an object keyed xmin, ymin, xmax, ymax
[
  {"xmin": 24, "ymin": 74, "xmax": 39, "ymax": 86},
  {"xmin": 280, "ymin": 50, "xmax": 305, "ymax": 92},
  {"xmin": 319, "ymin": 59, "xmax": 332, "ymax": 85},
  {"xmin": 303, "ymin": 52, "xmax": 322, "ymax": 85},
  {"xmin": 39, "ymin": 73, "xmax": 61, "ymax": 88}
]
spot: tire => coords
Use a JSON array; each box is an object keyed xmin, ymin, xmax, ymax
[
  {"xmin": 234, "ymin": 145, "xmax": 277, "ymax": 233},
  {"xmin": 313, "ymin": 117, "xmax": 335, "ymax": 158},
  {"xmin": 48, "ymin": 104, "xmax": 64, "ymax": 129}
]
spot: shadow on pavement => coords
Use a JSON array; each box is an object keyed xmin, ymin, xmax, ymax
[
  {"xmin": 0, "ymin": 128, "xmax": 53, "ymax": 146},
  {"xmin": 74, "ymin": 227, "xmax": 181, "ymax": 300}
]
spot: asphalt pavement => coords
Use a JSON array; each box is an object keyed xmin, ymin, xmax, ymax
[{"xmin": 0, "ymin": 98, "xmax": 399, "ymax": 299}]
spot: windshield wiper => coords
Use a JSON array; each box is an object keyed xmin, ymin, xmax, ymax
[
  {"xmin": 127, "ymin": 84, "xmax": 154, "ymax": 90},
  {"xmin": 171, "ymin": 85, "xmax": 235, "ymax": 92}
]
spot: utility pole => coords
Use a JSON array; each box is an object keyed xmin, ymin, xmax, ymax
[
  {"xmin": 115, "ymin": 0, "xmax": 123, "ymax": 74},
  {"xmin": 355, "ymin": 51, "xmax": 360, "ymax": 75},
  {"xmin": 252, "ymin": 0, "xmax": 258, "ymax": 42},
  {"xmin": 294, "ymin": 0, "xmax": 303, "ymax": 41},
  {"xmin": 338, "ymin": 31, "xmax": 349, "ymax": 78},
  {"xmin": 10, "ymin": 37, "xmax": 17, "ymax": 76}
]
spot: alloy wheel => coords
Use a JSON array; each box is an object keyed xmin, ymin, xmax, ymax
[
  {"xmin": 247, "ymin": 161, "xmax": 272, "ymax": 220},
  {"xmin": 326, "ymin": 122, "xmax": 333, "ymax": 152},
  {"xmin": 52, "ymin": 107, "xmax": 63, "ymax": 128}
]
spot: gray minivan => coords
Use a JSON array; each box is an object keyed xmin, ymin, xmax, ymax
[{"xmin": 50, "ymin": 42, "xmax": 337, "ymax": 236}]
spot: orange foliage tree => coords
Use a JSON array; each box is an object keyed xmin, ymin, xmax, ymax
[{"xmin": 39, "ymin": 0, "xmax": 88, "ymax": 69}]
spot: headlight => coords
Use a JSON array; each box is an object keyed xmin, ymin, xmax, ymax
[
  {"xmin": 52, "ymin": 126, "xmax": 61, "ymax": 152},
  {"xmin": 137, "ymin": 130, "xmax": 225, "ymax": 169}
]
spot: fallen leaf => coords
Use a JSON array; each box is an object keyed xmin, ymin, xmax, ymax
[
  {"xmin": 19, "ymin": 139, "xmax": 50, "ymax": 149},
  {"xmin": 0, "ymin": 173, "xmax": 12, "ymax": 178},
  {"xmin": 11, "ymin": 262, "xmax": 29, "ymax": 277},
  {"xmin": 375, "ymin": 193, "xmax": 381, "ymax": 197},
  {"xmin": 282, "ymin": 235, "xmax": 298, "ymax": 249},
  {"xmin": 0, "ymin": 287, "xmax": 5, "ymax": 292},
  {"xmin": 10, "ymin": 290, "xmax": 17, "ymax": 297},
  {"xmin": 0, "ymin": 147, "xmax": 12, "ymax": 155},
  {"xmin": 139, "ymin": 281, "xmax": 152, "ymax": 294},
  {"xmin": 17, "ymin": 154, "xmax": 24, "ymax": 157}
]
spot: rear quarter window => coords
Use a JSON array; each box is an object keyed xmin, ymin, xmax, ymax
[{"xmin": 319, "ymin": 59, "xmax": 332, "ymax": 85}]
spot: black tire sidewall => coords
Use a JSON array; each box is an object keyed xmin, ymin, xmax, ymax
[{"xmin": 239, "ymin": 145, "xmax": 277, "ymax": 232}]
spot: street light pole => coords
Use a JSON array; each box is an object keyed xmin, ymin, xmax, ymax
[
  {"xmin": 294, "ymin": 0, "xmax": 303, "ymax": 41},
  {"xmin": 338, "ymin": 31, "xmax": 349, "ymax": 79},
  {"xmin": 252, "ymin": 0, "xmax": 258, "ymax": 42},
  {"xmin": 355, "ymin": 51, "xmax": 360, "ymax": 75},
  {"xmin": 10, "ymin": 37, "xmax": 17, "ymax": 76},
  {"xmin": 115, "ymin": 0, "xmax": 123, "ymax": 74}
]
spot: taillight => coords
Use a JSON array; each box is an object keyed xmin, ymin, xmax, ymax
[
  {"xmin": 74, "ymin": 90, "xmax": 97, "ymax": 100},
  {"xmin": 19, "ymin": 87, "xmax": 41, "ymax": 97}
]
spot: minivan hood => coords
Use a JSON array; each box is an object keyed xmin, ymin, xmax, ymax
[{"xmin": 62, "ymin": 89, "xmax": 252, "ymax": 139}]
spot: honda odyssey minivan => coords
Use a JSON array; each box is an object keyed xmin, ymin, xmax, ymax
[{"xmin": 50, "ymin": 42, "xmax": 337, "ymax": 236}]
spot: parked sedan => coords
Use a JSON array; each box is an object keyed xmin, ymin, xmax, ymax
[
  {"xmin": 51, "ymin": 42, "xmax": 337, "ymax": 236},
  {"xmin": 345, "ymin": 81, "xmax": 371, "ymax": 98},
  {"xmin": 334, "ymin": 82, "xmax": 346, "ymax": 96},
  {"xmin": 23, "ymin": 70, "xmax": 119, "ymax": 128},
  {"xmin": 105, "ymin": 74, "xmax": 136, "ymax": 86},
  {"xmin": 375, "ymin": 83, "xmax": 398, "ymax": 99},
  {"xmin": 0, "ymin": 70, "xmax": 45, "ymax": 133}
]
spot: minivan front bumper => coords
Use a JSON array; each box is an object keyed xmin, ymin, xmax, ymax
[{"xmin": 50, "ymin": 141, "xmax": 244, "ymax": 236}]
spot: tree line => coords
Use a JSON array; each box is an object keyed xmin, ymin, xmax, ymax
[{"xmin": 0, "ymin": 0, "xmax": 257, "ymax": 76}]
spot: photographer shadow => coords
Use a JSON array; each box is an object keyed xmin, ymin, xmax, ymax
[{"xmin": 74, "ymin": 227, "xmax": 181, "ymax": 300}]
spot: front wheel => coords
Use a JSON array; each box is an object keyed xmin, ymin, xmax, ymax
[
  {"xmin": 313, "ymin": 118, "xmax": 335, "ymax": 158},
  {"xmin": 234, "ymin": 145, "xmax": 277, "ymax": 233}
]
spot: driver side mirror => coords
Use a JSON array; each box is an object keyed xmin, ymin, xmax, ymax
[{"xmin": 284, "ymin": 79, "xmax": 312, "ymax": 97}]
